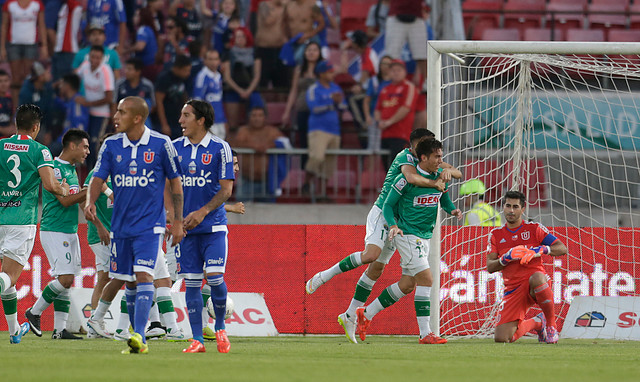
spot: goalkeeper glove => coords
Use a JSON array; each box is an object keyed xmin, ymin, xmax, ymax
[
  {"xmin": 498, "ymin": 245, "xmax": 529, "ymax": 266},
  {"xmin": 531, "ymin": 245, "xmax": 550, "ymax": 255}
]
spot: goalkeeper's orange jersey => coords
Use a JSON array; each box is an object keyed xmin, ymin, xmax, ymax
[{"xmin": 488, "ymin": 221, "xmax": 558, "ymax": 286}]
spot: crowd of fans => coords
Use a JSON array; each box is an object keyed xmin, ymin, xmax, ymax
[{"xmin": 0, "ymin": 0, "xmax": 433, "ymax": 199}]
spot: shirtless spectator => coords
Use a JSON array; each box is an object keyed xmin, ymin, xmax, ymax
[
  {"xmin": 283, "ymin": 0, "xmax": 324, "ymax": 64},
  {"xmin": 256, "ymin": 0, "xmax": 289, "ymax": 89},
  {"xmin": 231, "ymin": 106, "xmax": 285, "ymax": 202}
]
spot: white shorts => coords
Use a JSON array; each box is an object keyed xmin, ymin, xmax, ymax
[
  {"xmin": 154, "ymin": 248, "xmax": 171, "ymax": 280},
  {"xmin": 40, "ymin": 231, "xmax": 82, "ymax": 277},
  {"xmin": 209, "ymin": 123, "xmax": 226, "ymax": 140},
  {"xmin": 384, "ymin": 16, "xmax": 428, "ymax": 60},
  {"xmin": 393, "ymin": 234, "xmax": 431, "ymax": 277},
  {"xmin": 0, "ymin": 225, "xmax": 36, "ymax": 266},
  {"xmin": 165, "ymin": 243, "xmax": 179, "ymax": 282},
  {"xmin": 364, "ymin": 205, "xmax": 396, "ymax": 264},
  {"xmin": 90, "ymin": 243, "xmax": 110, "ymax": 273}
]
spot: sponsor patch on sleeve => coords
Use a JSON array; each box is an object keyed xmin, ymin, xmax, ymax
[
  {"xmin": 394, "ymin": 178, "xmax": 407, "ymax": 191},
  {"xmin": 53, "ymin": 168, "xmax": 62, "ymax": 179},
  {"xmin": 42, "ymin": 149, "xmax": 52, "ymax": 161}
]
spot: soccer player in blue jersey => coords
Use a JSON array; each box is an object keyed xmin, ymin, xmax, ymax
[
  {"xmin": 84, "ymin": 96, "xmax": 184, "ymax": 354},
  {"xmin": 193, "ymin": 49, "xmax": 227, "ymax": 139},
  {"xmin": 169, "ymin": 99, "xmax": 234, "ymax": 354}
]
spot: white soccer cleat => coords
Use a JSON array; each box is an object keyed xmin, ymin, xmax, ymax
[
  {"xmin": 305, "ymin": 272, "xmax": 325, "ymax": 294},
  {"xmin": 87, "ymin": 318, "xmax": 111, "ymax": 339},
  {"xmin": 113, "ymin": 328, "xmax": 132, "ymax": 341},
  {"xmin": 146, "ymin": 322, "xmax": 166, "ymax": 339},
  {"xmin": 338, "ymin": 313, "xmax": 357, "ymax": 344},
  {"xmin": 165, "ymin": 328, "xmax": 187, "ymax": 342}
]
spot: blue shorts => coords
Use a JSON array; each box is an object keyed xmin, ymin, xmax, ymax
[
  {"xmin": 223, "ymin": 90, "xmax": 265, "ymax": 108},
  {"xmin": 176, "ymin": 230, "xmax": 228, "ymax": 279},
  {"xmin": 110, "ymin": 234, "xmax": 162, "ymax": 282}
]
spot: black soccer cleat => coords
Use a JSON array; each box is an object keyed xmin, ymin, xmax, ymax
[
  {"xmin": 51, "ymin": 329, "xmax": 83, "ymax": 340},
  {"xmin": 25, "ymin": 308, "xmax": 42, "ymax": 337}
]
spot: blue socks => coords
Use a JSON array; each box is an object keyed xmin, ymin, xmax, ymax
[
  {"xmin": 207, "ymin": 274, "xmax": 227, "ymax": 331},
  {"xmin": 185, "ymin": 279, "xmax": 204, "ymax": 344},
  {"xmin": 134, "ymin": 282, "xmax": 155, "ymax": 343},
  {"xmin": 125, "ymin": 286, "xmax": 137, "ymax": 330}
]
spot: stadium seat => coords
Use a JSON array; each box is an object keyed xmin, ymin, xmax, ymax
[
  {"xmin": 360, "ymin": 169, "xmax": 386, "ymax": 204},
  {"xmin": 588, "ymin": 3, "xmax": 628, "ymax": 31},
  {"xmin": 630, "ymin": 3, "xmax": 640, "ymax": 29},
  {"xmin": 606, "ymin": 30, "xmax": 640, "ymax": 65},
  {"xmin": 340, "ymin": 0, "xmax": 376, "ymax": 38},
  {"xmin": 523, "ymin": 28, "xmax": 564, "ymax": 41},
  {"xmin": 590, "ymin": 0, "xmax": 630, "ymax": 6},
  {"xmin": 565, "ymin": 28, "xmax": 605, "ymax": 42},
  {"xmin": 504, "ymin": 0, "xmax": 546, "ymax": 37},
  {"xmin": 462, "ymin": 1, "xmax": 503, "ymax": 40},
  {"xmin": 464, "ymin": 159, "xmax": 504, "ymax": 204},
  {"xmin": 481, "ymin": 28, "xmax": 521, "ymax": 41},
  {"xmin": 266, "ymin": 102, "xmax": 287, "ymax": 126},
  {"xmin": 504, "ymin": 159, "xmax": 548, "ymax": 207},
  {"xmin": 546, "ymin": 3, "xmax": 585, "ymax": 36}
]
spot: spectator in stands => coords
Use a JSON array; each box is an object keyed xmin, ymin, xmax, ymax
[
  {"xmin": 363, "ymin": 54, "xmax": 392, "ymax": 151},
  {"xmin": 231, "ymin": 106, "xmax": 287, "ymax": 202},
  {"xmin": 161, "ymin": 17, "xmax": 191, "ymax": 72},
  {"xmin": 53, "ymin": 73, "xmax": 89, "ymax": 151},
  {"xmin": 385, "ymin": 0, "xmax": 428, "ymax": 91},
  {"xmin": 1, "ymin": 0, "xmax": 48, "ymax": 106},
  {"xmin": 115, "ymin": 58, "xmax": 156, "ymax": 129},
  {"xmin": 204, "ymin": 0, "xmax": 240, "ymax": 58},
  {"xmin": 365, "ymin": 0, "xmax": 389, "ymax": 40},
  {"xmin": 193, "ymin": 49, "xmax": 227, "ymax": 139},
  {"xmin": 86, "ymin": 0, "xmax": 127, "ymax": 55},
  {"xmin": 283, "ymin": 0, "xmax": 325, "ymax": 64},
  {"xmin": 316, "ymin": 0, "xmax": 338, "ymax": 59},
  {"xmin": 248, "ymin": 0, "xmax": 267, "ymax": 36},
  {"xmin": 222, "ymin": 26, "xmax": 264, "ymax": 130},
  {"xmin": 51, "ymin": 0, "xmax": 83, "ymax": 82},
  {"xmin": 375, "ymin": 59, "xmax": 417, "ymax": 171},
  {"xmin": 134, "ymin": 6, "xmax": 161, "ymax": 83},
  {"xmin": 72, "ymin": 24, "xmax": 122, "ymax": 80},
  {"xmin": 75, "ymin": 45, "xmax": 115, "ymax": 167},
  {"xmin": 145, "ymin": 0, "xmax": 166, "ymax": 69},
  {"xmin": 43, "ymin": 0, "xmax": 62, "ymax": 58},
  {"xmin": 19, "ymin": 62, "xmax": 53, "ymax": 145},
  {"xmin": 188, "ymin": 39, "xmax": 204, "ymax": 88},
  {"xmin": 303, "ymin": 61, "xmax": 346, "ymax": 198},
  {"xmin": 283, "ymin": 41, "xmax": 322, "ymax": 150},
  {"xmin": 255, "ymin": 0, "xmax": 290, "ymax": 89},
  {"xmin": 0, "ymin": 69, "xmax": 14, "ymax": 137},
  {"xmin": 155, "ymin": 54, "xmax": 191, "ymax": 138},
  {"xmin": 169, "ymin": 0, "xmax": 203, "ymax": 42}
]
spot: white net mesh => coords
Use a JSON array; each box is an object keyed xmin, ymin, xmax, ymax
[{"xmin": 431, "ymin": 44, "xmax": 640, "ymax": 338}]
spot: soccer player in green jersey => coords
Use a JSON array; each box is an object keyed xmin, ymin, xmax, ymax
[
  {"xmin": 23, "ymin": 129, "xmax": 90, "ymax": 340},
  {"xmin": 0, "ymin": 104, "xmax": 70, "ymax": 344},
  {"xmin": 305, "ymin": 128, "xmax": 462, "ymax": 343},
  {"xmin": 356, "ymin": 138, "xmax": 462, "ymax": 344}
]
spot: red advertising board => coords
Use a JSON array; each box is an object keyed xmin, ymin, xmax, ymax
[{"xmin": 3, "ymin": 225, "xmax": 639, "ymax": 336}]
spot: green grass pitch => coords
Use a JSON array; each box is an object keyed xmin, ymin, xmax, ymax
[{"xmin": 1, "ymin": 333, "xmax": 639, "ymax": 382}]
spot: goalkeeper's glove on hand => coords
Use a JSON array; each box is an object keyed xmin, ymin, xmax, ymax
[
  {"xmin": 498, "ymin": 245, "xmax": 528, "ymax": 266},
  {"xmin": 531, "ymin": 245, "xmax": 550, "ymax": 255}
]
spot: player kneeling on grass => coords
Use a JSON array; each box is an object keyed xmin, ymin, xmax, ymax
[
  {"xmin": 487, "ymin": 190, "xmax": 567, "ymax": 344},
  {"xmin": 356, "ymin": 138, "xmax": 462, "ymax": 344}
]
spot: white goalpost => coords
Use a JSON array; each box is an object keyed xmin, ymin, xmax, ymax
[{"xmin": 428, "ymin": 41, "xmax": 640, "ymax": 338}]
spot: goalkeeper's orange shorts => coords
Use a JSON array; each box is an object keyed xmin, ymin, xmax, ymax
[{"xmin": 496, "ymin": 282, "xmax": 537, "ymax": 325}]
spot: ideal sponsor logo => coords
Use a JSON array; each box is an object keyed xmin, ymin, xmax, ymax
[
  {"xmin": 3, "ymin": 143, "xmax": 29, "ymax": 152},
  {"xmin": 182, "ymin": 170, "xmax": 212, "ymax": 187},
  {"xmin": 575, "ymin": 311, "xmax": 606, "ymax": 327},
  {"xmin": 114, "ymin": 169, "xmax": 156, "ymax": 187},
  {"xmin": 413, "ymin": 193, "xmax": 441, "ymax": 207}
]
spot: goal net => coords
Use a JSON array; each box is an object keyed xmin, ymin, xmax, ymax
[{"xmin": 427, "ymin": 41, "xmax": 640, "ymax": 338}]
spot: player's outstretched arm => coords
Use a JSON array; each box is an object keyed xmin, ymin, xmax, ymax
[
  {"xmin": 401, "ymin": 164, "xmax": 445, "ymax": 192},
  {"xmin": 39, "ymin": 166, "xmax": 69, "ymax": 197}
]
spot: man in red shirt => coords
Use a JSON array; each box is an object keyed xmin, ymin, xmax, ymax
[
  {"xmin": 487, "ymin": 190, "xmax": 567, "ymax": 343},
  {"xmin": 374, "ymin": 59, "xmax": 417, "ymax": 170}
]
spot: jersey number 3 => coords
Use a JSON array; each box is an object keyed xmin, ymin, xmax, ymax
[{"xmin": 7, "ymin": 154, "xmax": 21, "ymax": 188}]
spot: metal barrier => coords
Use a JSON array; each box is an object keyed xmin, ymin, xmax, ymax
[{"xmin": 232, "ymin": 148, "xmax": 390, "ymax": 204}]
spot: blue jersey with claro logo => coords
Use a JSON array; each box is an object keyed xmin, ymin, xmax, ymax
[
  {"xmin": 93, "ymin": 127, "xmax": 181, "ymax": 238},
  {"xmin": 173, "ymin": 133, "xmax": 234, "ymax": 233}
]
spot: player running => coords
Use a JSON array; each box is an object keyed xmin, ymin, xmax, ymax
[
  {"xmin": 487, "ymin": 190, "xmax": 567, "ymax": 344},
  {"xmin": 169, "ymin": 99, "xmax": 235, "ymax": 354},
  {"xmin": 0, "ymin": 104, "xmax": 69, "ymax": 344},
  {"xmin": 305, "ymin": 128, "xmax": 461, "ymax": 343},
  {"xmin": 25, "ymin": 129, "xmax": 90, "ymax": 340},
  {"xmin": 355, "ymin": 138, "xmax": 462, "ymax": 344},
  {"xmin": 84, "ymin": 96, "xmax": 184, "ymax": 354}
]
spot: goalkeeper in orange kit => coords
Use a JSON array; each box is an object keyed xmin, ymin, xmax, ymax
[{"xmin": 487, "ymin": 191, "xmax": 568, "ymax": 343}]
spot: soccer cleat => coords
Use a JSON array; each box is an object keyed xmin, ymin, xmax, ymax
[
  {"xmin": 87, "ymin": 318, "xmax": 111, "ymax": 339},
  {"xmin": 215, "ymin": 329, "xmax": 230, "ymax": 353},
  {"xmin": 305, "ymin": 272, "xmax": 325, "ymax": 294},
  {"xmin": 535, "ymin": 313, "xmax": 547, "ymax": 343},
  {"xmin": 545, "ymin": 326, "xmax": 559, "ymax": 344},
  {"xmin": 355, "ymin": 307, "xmax": 371, "ymax": 341},
  {"xmin": 337, "ymin": 313, "xmax": 357, "ymax": 344},
  {"xmin": 203, "ymin": 326, "xmax": 216, "ymax": 341},
  {"xmin": 87, "ymin": 326, "xmax": 98, "ymax": 339},
  {"xmin": 166, "ymin": 328, "xmax": 188, "ymax": 341},
  {"xmin": 127, "ymin": 333, "xmax": 149, "ymax": 354},
  {"xmin": 52, "ymin": 329, "xmax": 83, "ymax": 340},
  {"xmin": 419, "ymin": 332, "xmax": 448, "ymax": 344},
  {"xmin": 25, "ymin": 308, "xmax": 42, "ymax": 337},
  {"xmin": 146, "ymin": 321, "xmax": 166, "ymax": 339},
  {"xmin": 9, "ymin": 322, "xmax": 30, "ymax": 344},
  {"xmin": 113, "ymin": 328, "xmax": 131, "ymax": 341},
  {"xmin": 183, "ymin": 339, "xmax": 206, "ymax": 353}
]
